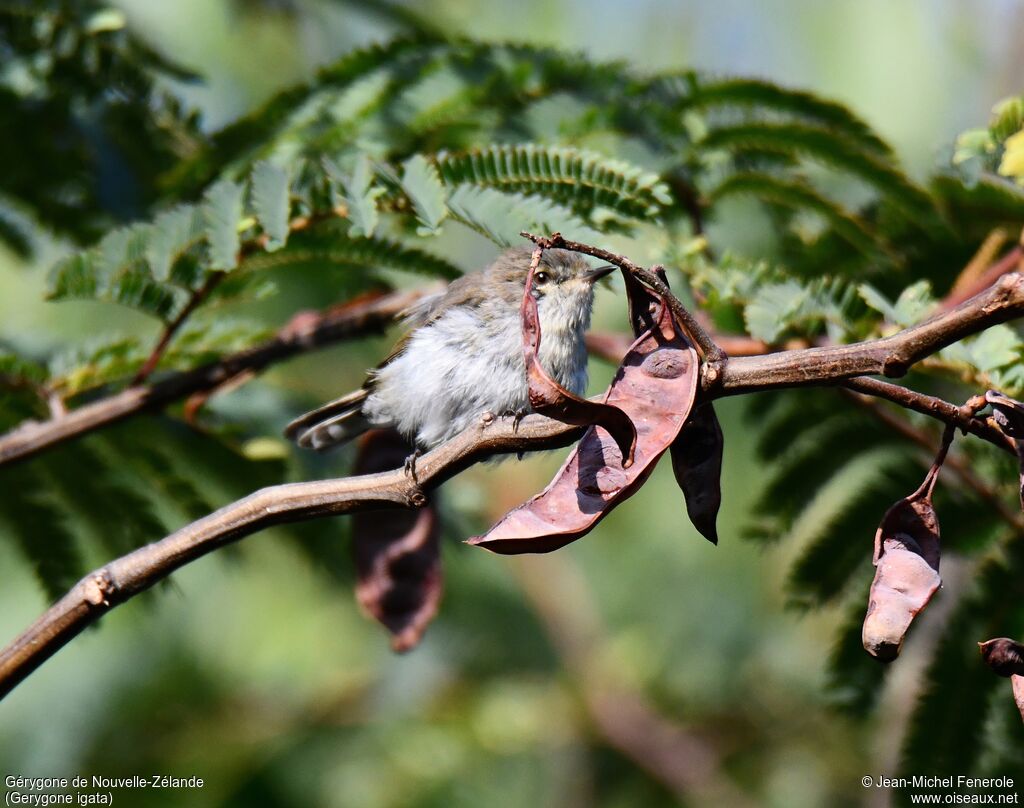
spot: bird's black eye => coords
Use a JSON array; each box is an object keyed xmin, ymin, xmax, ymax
[{"xmin": 534, "ymin": 271, "xmax": 550, "ymax": 285}]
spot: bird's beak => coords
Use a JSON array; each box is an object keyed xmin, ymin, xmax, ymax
[{"xmin": 584, "ymin": 264, "xmax": 616, "ymax": 283}]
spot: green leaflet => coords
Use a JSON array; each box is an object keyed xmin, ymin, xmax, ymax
[
  {"xmin": 202, "ymin": 179, "xmax": 246, "ymax": 270},
  {"xmin": 400, "ymin": 154, "xmax": 448, "ymax": 235},
  {"xmin": 146, "ymin": 205, "xmax": 205, "ymax": 282},
  {"xmin": 857, "ymin": 280, "xmax": 935, "ymax": 327},
  {"xmin": 0, "ymin": 351, "xmax": 48, "ymax": 385},
  {"xmin": 250, "ymin": 161, "xmax": 292, "ymax": 251}
]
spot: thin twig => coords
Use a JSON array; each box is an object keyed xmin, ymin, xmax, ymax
[
  {"xmin": 0, "ymin": 289, "xmax": 424, "ymax": 467},
  {"xmin": 842, "ymin": 377, "xmax": 1012, "ymax": 454},
  {"xmin": 131, "ymin": 272, "xmax": 225, "ymax": 385}
]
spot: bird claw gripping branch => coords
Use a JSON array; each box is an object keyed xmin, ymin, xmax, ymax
[{"xmin": 469, "ymin": 246, "xmax": 700, "ymax": 554}]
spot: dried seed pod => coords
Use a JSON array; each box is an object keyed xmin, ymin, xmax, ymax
[
  {"xmin": 862, "ymin": 443, "xmax": 948, "ymax": 662},
  {"xmin": 1012, "ymin": 676, "xmax": 1024, "ymax": 723},
  {"xmin": 470, "ymin": 280, "xmax": 698, "ymax": 555},
  {"xmin": 986, "ymin": 390, "xmax": 1024, "ymax": 439},
  {"xmin": 985, "ymin": 390, "xmax": 1024, "ymax": 509},
  {"xmin": 352, "ymin": 429, "xmax": 441, "ymax": 652},
  {"xmin": 521, "ymin": 246, "xmax": 637, "ymax": 466},
  {"xmin": 979, "ymin": 637, "xmax": 1024, "ymax": 677},
  {"xmin": 670, "ymin": 402, "xmax": 724, "ymax": 545}
]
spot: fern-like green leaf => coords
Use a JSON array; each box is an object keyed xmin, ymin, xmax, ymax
[
  {"xmin": 709, "ymin": 172, "xmax": 882, "ymax": 256},
  {"xmin": 434, "ymin": 144, "xmax": 671, "ymax": 220},
  {"xmin": 785, "ymin": 449, "xmax": 918, "ymax": 607},
  {"xmin": 687, "ymin": 77, "xmax": 893, "ymax": 156},
  {"xmin": 702, "ymin": 122, "xmax": 935, "ymax": 218},
  {"xmin": 39, "ymin": 440, "xmax": 169, "ymax": 559},
  {"xmin": 0, "ymin": 465, "xmax": 85, "ymax": 601}
]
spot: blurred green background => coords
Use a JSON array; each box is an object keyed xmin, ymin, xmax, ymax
[{"xmin": 1, "ymin": 1, "xmax": 1021, "ymax": 806}]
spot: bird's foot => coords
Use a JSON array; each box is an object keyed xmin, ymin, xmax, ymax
[
  {"xmin": 502, "ymin": 407, "xmax": 529, "ymax": 434},
  {"xmin": 403, "ymin": 449, "xmax": 422, "ymax": 484}
]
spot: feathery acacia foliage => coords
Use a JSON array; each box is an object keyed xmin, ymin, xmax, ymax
[{"xmin": 4, "ymin": 14, "xmax": 1024, "ymax": 785}]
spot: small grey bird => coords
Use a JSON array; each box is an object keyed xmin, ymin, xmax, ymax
[{"xmin": 285, "ymin": 246, "xmax": 614, "ymax": 451}]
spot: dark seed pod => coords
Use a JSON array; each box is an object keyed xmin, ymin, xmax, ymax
[
  {"xmin": 352, "ymin": 429, "xmax": 441, "ymax": 652},
  {"xmin": 979, "ymin": 637, "xmax": 1024, "ymax": 677},
  {"xmin": 670, "ymin": 403, "xmax": 724, "ymax": 545}
]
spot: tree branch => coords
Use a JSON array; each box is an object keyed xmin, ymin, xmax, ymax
[
  {"xmin": 0, "ymin": 288, "xmax": 424, "ymax": 467},
  {"xmin": 0, "ymin": 412, "xmax": 583, "ymax": 700},
  {"xmin": 841, "ymin": 377, "xmax": 1012, "ymax": 453},
  {"xmin": 718, "ymin": 272, "xmax": 1024, "ymax": 394}
]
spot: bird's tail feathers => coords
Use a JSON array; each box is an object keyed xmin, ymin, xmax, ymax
[{"xmin": 284, "ymin": 389, "xmax": 373, "ymax": 450}]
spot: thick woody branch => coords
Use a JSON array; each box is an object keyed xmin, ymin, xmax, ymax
[
  {"xmin": 0, "ymin": 289, "xmax": 423, "ymax": 467},
  {"xmin": 0, "ymin": 413, "xmax": 582, "ymax": 700}
]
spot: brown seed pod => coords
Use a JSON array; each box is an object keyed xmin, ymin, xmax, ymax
[
  {"xmin": 979, "ymin": 637, "xmax": 1024, "ymax": 677},
  {"xmin": 469, "ymin": 275, "xmax": 698, "ymax": 555},
  {"xmin": 521, "ymin": 246, "xmax": 637, "ymax": 467},
  {"xmin": 862, "ymin": 447, "xmax": 947, "ymax": 662},
  {"xmin": 669, "ymin": 402, "xmax": 724, "ymax": 545},
  {"xmin": 985, "ymin": 390, "xmax": 1024, "ymax": 509},
  {"xmin": 352, "ymin": 429, "xmax": 441, "ymax": 652}
]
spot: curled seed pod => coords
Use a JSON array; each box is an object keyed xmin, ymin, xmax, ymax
[
  {"xmin": 352, "ymin": 429, "xmax": 441, "ymax": 652},
  {"xmin": 470, "ymin": 279, "xmax": 698, "ymax": 555},
  {"xmin": 985, "ymin": 390, "xmax": 1024, "ymax": 509},
  {"xmin": 521, "ymin": 246, "xmax": 637, "ymax": 466},
  {"xmin": 986, "ymin": 390, "xmax": 1024, "ymax": 439},
  {"xmin": 670, "ymin": 402, "xmax": 724, "ymax": 545},
  {"xmin": 979, "ymin": 637, "xmax": 1024, "ymax": 677},
  {"xmin": 863, "ymin": 450, "xmax": 946, "ymax": 662}
]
